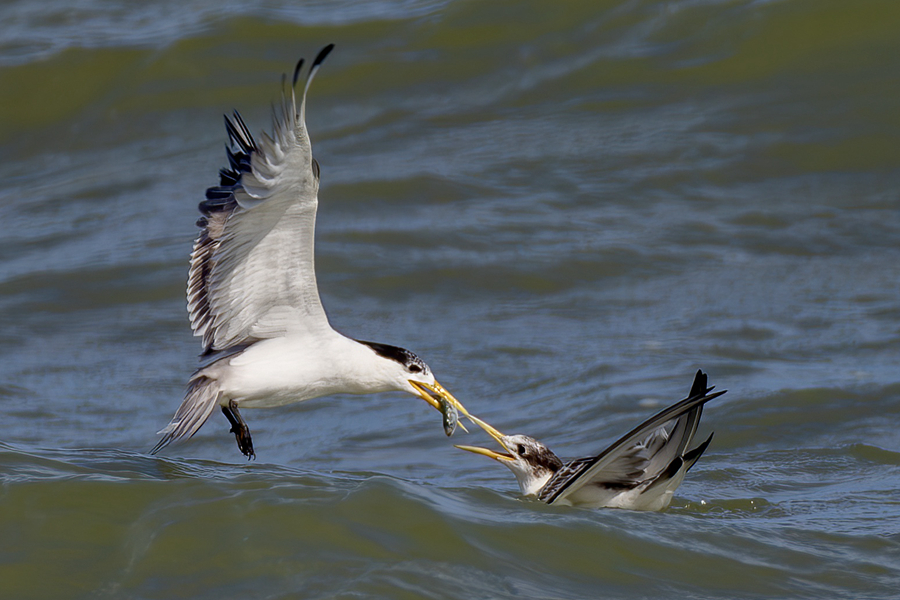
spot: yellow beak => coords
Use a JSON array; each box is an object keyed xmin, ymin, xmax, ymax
[
  {"xmin": 466, "ymin": 414, "xmax": 507, "ymax": 444},
  {"xmin": 454, "ymin": 444, "xmax": 515, "ymax": 462},
  {"xmin": 454, "ymin": 414, "xmax": 513, "ymax": 461},
  {"xmin": 409, "ymin": 379, "xmax": 471, "ymax": 417}
]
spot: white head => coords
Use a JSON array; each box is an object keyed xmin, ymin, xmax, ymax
[
  {"xmin": 357, "ymin": 340, "xmax": 469, "ymax": 422},
  {"xmin": 457, "ymin": 419, "xmax": 564, "ymax": 497}
]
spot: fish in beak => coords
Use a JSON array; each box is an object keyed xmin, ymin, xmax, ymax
[{"xmin": 409, "ymin": 380, "xmax": 470, "ymax": 435}]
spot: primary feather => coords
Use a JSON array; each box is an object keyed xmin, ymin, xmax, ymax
[{"xmin": 189, "ymin": 45, "xmax": 335, "ymax": 355}]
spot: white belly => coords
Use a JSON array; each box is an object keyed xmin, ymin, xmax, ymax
[{"xmin": 201, "ymin": 335, "xmax": 395, "ymax": 408}]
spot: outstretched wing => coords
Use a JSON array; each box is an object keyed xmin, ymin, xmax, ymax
[
  {"xmin": 540, "ymin": 370, "xmax": 725, "ymax": 504},
  {"xmin": 189, "ymin": 45, "xmax": 335, "ymax": 354}
]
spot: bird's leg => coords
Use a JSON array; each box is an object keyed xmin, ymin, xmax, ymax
[{"xmin": 222, "ymin": 401, "xmax": 255, "ymax": 460}]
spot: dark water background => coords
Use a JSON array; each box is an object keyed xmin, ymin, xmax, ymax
[{"xmin": 1, "ymin": 1, "xmax": 899, "ymax": 598}]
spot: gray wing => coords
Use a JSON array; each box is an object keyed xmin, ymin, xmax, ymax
[
  {"xmin": 189, "ymin": 46, "xmax": 335, "ymax": 354},
  {"xmin": 540, "ymin": 370, "xmax": 725, "ymax": 504}
]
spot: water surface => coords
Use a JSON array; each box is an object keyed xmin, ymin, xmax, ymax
[{"xmin": 1, "ymin": 1, "xmax": 899, "ymax": 598}]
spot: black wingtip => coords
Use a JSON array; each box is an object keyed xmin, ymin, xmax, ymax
[
  {"xmin": 689, "ymin": 369, "xmax": 708, "ymax": 398},
  {"xmin": 292, "ymin": 58, "xmax": 305, "ymax": 88},
  {"xmin": 312, "ymin": 43, "xmax": 335, "ymax": 69}
]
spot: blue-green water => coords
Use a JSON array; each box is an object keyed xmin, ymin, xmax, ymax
[{"xmin": 1, "ymin": 1, "xmax": 899, "ymax": 598}]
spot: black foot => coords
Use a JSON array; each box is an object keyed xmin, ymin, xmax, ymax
[{"xmin": 222, "ymin": 401, "xmax": 255, "ymax": 460}]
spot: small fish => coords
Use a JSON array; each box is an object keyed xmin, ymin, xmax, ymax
[{"xmin": 439, "ymin": 397, "xmax": 459, "ymax": 436}]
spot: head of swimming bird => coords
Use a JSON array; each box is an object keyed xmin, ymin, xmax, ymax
[
  {"xmin": 356, "ymin": 340, "xmax": 467, "ymax": 418},
  {"xmin": 456, "ymin": 418, "xmax": 564, "ymax": 496}
]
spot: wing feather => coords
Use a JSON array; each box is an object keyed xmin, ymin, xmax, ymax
[
  {"xmin": 188, "ymin": 48, "xmax": 335, "ymax": 353},
  {"xmin": 540, "ymin": 370, "xmax": 726, "ymax": 504}
]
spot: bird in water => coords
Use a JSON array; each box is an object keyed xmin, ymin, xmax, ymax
[
  {"xmin": 151, "ymin": 45, "xmax": 470, "ymax": 459},
  {"xmin": 456, "ymin": 370, "xmax": 725, "ymax": 510}
]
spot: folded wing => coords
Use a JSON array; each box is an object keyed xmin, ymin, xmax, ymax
[{"xmin": 540, "ymin": 370, "xmax": 725, "ymax": 504}]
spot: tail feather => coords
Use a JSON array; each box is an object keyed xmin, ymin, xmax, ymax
[{"xmin": 150, "ymin": 375, "xmax": 220, "ymax": 454}]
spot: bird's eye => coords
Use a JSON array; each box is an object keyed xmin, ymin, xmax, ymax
[
  {"xmin": 408, "ymin": 364, "xmax": 422, "ymax": 373},
  {"xmin": 516, "ymin": 444, "xmax": 526, "ymax": 456}
]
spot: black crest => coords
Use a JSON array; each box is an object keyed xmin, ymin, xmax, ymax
[{"xmin": 357, "ymin": 340, "xmax": 428, "ymax": 373}]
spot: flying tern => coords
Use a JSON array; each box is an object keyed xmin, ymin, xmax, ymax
[{"xmin": 151, "ymin": 45, "xmax": 469, "ymax": 459}]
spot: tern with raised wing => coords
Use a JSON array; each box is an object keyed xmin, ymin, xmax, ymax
[
  {"xmin": 151, "ymin": 45, "xmax": 470, "ymax": 459},
  {"xmin": 457, "ymin": 370, "xmax": 724, "ymax": 510}
]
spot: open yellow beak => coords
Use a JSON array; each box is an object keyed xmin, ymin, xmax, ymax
[
  {"xmin": 454, "ymin": 444, "xmax": 515, "ymax": 462},
  {"xmin": 454, "ymin": 414, "xmax": 514, "ymax": 461},
  {"xmin": 466, "ymin": 414, "xmax": 506, "ymax": 444}
]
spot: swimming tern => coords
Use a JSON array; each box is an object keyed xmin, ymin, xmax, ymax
[{"xmin": 456, "ymin": 370, "xmax": 725, "ymax": 510}]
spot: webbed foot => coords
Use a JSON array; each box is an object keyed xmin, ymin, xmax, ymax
[{"xmin": 222, "ymin": 401, "xmax": 255, "ymax": 460}]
